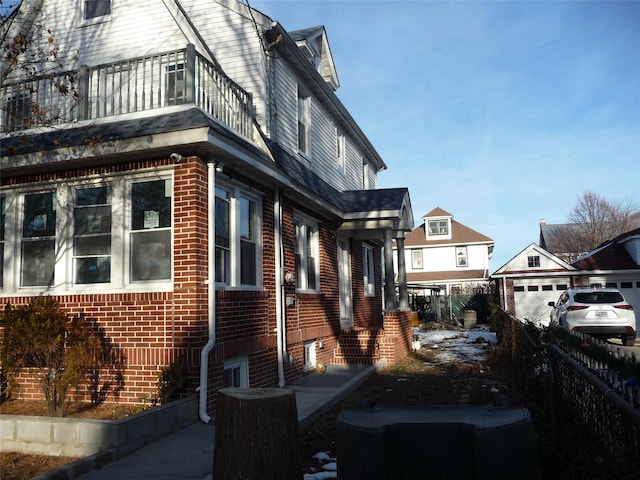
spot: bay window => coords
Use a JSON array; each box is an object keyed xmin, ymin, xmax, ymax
[{"xmin": 1, "ymin": 172, "xmax": 173, "ymax": 293}]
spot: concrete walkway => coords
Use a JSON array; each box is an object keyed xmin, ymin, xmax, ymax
[{"xmin": 35, "ymin": 362, "xmax": 384, "ymax": 480}]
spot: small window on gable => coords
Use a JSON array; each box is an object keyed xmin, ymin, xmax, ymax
[
  {"xmin": 527, "ymin": 255, "xmax": 540, "ymax": 268},
  {"xmin": 83, "ymin": 0, "xmax": 111, "ymax": 22}
]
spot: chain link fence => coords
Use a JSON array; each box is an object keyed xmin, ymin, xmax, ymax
[{"xmin": 492, "ymin": 309, "xmax": 640, "ymax": 479}]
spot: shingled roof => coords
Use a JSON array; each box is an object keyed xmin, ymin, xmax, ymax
[
  {"xmin": 572, "ymin": 227, "xmax": 640, "ymax": 270},
  {"xmin": 404, "ymin": 219, "xmax": 493, "ymax": 246}
]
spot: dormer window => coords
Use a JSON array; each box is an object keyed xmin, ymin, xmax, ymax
[{"xmin": 428, "ymin": 219, "xmax": 448, "ymax": 236}]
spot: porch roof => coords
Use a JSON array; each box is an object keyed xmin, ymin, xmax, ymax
[{"xmin": 268, "ymin": 141, "xmax": 414, "ymax": 236}]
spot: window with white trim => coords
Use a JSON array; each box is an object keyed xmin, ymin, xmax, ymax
[
  {"xmin": 1, "ymin": 172, "xmax": 173, "ymax": 294},
  {"xmin": 363, "ymin": 244, "xmax": 375, "ymax": 296},
  {"xmin": 336, "ymin": 127, "xmax": 345, "ymax": 175},
  {"xmin": 297, "ymin": 86, "xmax": 311, "ymax": 155},
  {"xmin": 294, "ymin": 215, "xmax": 318, "ymax": 291},
  {"xmin": 429, "ymin": 219, "xmax": 448, "ymax": 235},
  {"xmin": 83, "ymin": 0, "xmax": 111, "ymax": 21},
  {"xmin": 303, "ymin": 341, "xmax": 316, "ymax": 370},
  {"xmin": 21, "ymin": 191, "xmax": 57, "ymax": 287},
  {"xmin": 455, "ymin": 246, "xmax": 467, "ymax": 267},
  {"xmin": 0, "ymin": 195, "xmax": 5, "ymax": 288},
  {"xmin": 223, "ymin": 357, "xmax": 248, "ymax": 388},
  {"xmin": 130, "ymin": 179, "xmax": 172, "ymax": 281},
  {"xmin": 74, "ymin": 185, "xmax": 112, "ymax": 284},
  {"xmin": 411, "ymin": 249, "xmax": 423, "ymax": 269},
  {"xmin": 527, "ymin": 255, "xmax": 540, "ymax": 268},
  {"xmin": 215, "ymin": 184, "xmax": 261, "ymax": 287}
]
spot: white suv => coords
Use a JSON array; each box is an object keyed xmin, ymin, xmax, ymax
[{"xmin": 548, "ymin": 287, "xmax": 637, "ymax": 346}]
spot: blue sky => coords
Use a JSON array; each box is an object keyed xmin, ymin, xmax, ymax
[{"xmin": 251, "ymin": 0, "xmax": 639, "ymax": 271}]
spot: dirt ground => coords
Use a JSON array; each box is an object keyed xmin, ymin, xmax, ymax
[
  {"xmin": 297, "ymin": 345, "xmax": 511, "ymax": 477},
  {"xmin": 0, "ymin": 400, "xmax": 139, "ymax": 480}
]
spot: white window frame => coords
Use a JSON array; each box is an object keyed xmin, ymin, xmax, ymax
[
  {"xmin": 78, "ymin": 0, "xmax": 114, "ymax": 25},
  {"xmin": 20, "ymin": 190, "xmax": 58, "ymax": 288},
  {"xmin": 429, "ymin": 219, "xmax": 449, "ymax": 236},
  {"xmin": 223, "ymin": 357, "xmax": 249, "ymax": 388},
  {"xmin": 297, "ymin": 86, "xmax": 311, "ymax": 156},
  {"xmin": 294, "ymin": 213, "xmax": 319, "ymax": 292},
  {"xmin": 363, "ymin": 244, "xmax": 375, "ymax": 296},
  {"xmin": 303, "ymin": 341, "xmax": 317, "ymax": 371},
  {"xmin": 81, "ymin": 0, "xmax": 112, "ymax": 25},
  {"xmin": 527, "ymin": 255, "xmax": 541, "ymax": 268},
  {"xmin": 362, "ymin": 158, "xmax": 370, "ymax": 189},
  {"xmin": 128, "ymin": 177, "xmax": 173, "ymax": 284},
  {"xmin": 73, "ymin": 184, "xmax": 113, "ymax": 285},
  {"xmin": 336, "ymin": 126, "xmax": 345, "ymax": 175},
  {"xmin": 0, "ymin": 170, "xmax": 174, "ymax": 295},
  {"xmin": 0, "ymin": 194, "xmax": 4, "ymax": 289},
  {"xmin": 411, "ymin": 249, "xmax": 423, "ymax": 270},
  {"xmin": 215, "ymin": 182, "xmax": 262, "ymax": 289},
  {"xmin": 456, "ymin": 246, "xmax": 468, "ymax": 267}
]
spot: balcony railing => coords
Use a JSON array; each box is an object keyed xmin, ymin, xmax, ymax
[{"xmin": 0, "ymin": 44, "xmax": 253, "ymax": 140}]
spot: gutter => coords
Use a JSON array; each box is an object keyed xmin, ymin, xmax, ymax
[{"xmin": 199, "ymin": 161, "xmax": 216, "ymax": 423}]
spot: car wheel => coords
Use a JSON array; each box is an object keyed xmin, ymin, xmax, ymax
[{"xmin": 622, "ymin": 336, "xmax": 636, "ymax": 347}]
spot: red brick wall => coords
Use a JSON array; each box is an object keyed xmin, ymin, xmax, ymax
[
  {"xmin": 380, "ymin": 310, "xmax": 413, "ymax": 366},
  {"xmin": 1, "ymin": 156, "xmax": 392, "ymax": 414},
  {"xmin": 0, "ymin": 157, "xmax": 211, "ymax": 405}
]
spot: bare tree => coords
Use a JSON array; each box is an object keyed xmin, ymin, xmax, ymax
[
  {"xmin": 1, "ymin": 0, "xmax": 80, "ymax": 135},
  {"xmin": 546, "ymin": 191, "xmax": 640, "ymax": 261}
]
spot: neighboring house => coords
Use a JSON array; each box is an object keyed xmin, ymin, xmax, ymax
[
  {"xmin": 539, "ymin": 219, "xmax": 587, "ymax": 264},
  {"xmin": 493, "ymin": 228, "xmax": 640, "ymax": 331},
  {"xmin": 0, "ymin": 0, "xmax": 414, "ymax": 419},
  {"xmin": 396, "ymin": 208, "xmax": 495, "ymax": 296},
  {"xmin": 492, "ymin": 244, "xmax": 577, "ymax": 326}
]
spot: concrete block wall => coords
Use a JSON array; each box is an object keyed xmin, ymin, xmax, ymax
[{"xmin": 0, "ymin": 397, "xmax": 198, "ymax": 458}]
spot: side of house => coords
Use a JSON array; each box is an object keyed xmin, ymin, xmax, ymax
[{"xmin": 0, "ymin": 0, "xmax": 414, "ymax": 418}]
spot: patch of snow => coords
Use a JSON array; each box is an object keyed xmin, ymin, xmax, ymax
[{"xmin": 415, "ymin": 324, "xmax": 496, "ymax": 365}]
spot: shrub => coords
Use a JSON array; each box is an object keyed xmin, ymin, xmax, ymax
[{"xmin": 0, "ymin": 297, "xmax": 112, "ymax": 416}]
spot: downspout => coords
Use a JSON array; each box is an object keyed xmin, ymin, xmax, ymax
[
  {"xmin": 274, "ymin": 189, "xmax": 286, "ymax": 387},
  {"xmin": 502, "ymin": 277, "xmax": 508, "ymax": 312},
  {"xmin": 199, "ymin": 161, "xmax": 216, "ymax": 423}
]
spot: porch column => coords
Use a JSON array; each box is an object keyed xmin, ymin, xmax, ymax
[
  {"xmin": 396, "ymin": 233, "xmax": 409, "ymax": 311},
  {"xmin": 383, "ymin": 229, "xmax": 398, "ymax": 311}
]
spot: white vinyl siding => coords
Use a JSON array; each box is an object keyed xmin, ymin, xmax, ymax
[{"xmin": 273, "ymin": 60, "xmax": 377, "ymax": 192}]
